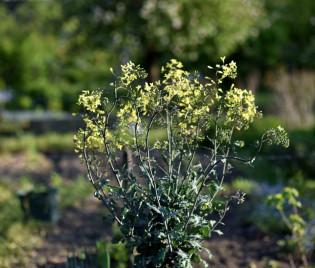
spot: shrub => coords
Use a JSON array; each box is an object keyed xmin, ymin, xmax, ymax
[{"xmin": 75, "ymin": 58, "xmax": 289, "ymax": 267}]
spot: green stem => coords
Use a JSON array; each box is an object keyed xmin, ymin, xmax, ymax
[
  {"xmin": 166, "ymin": 110, "xmax": 173, "ymax": 195},
  {"xmin": 82, "ymin": 132, "xmax": 122, "ymax": 226}
]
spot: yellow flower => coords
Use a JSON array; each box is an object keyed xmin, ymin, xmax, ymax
[{"xmin": 200, "ymin": 201, "xmax": 211, "ymax": 210}]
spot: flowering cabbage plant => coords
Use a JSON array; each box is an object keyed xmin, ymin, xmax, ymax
[{"xmin": 74, "ymin": 58, "xmax": 289, "ymax": 267}]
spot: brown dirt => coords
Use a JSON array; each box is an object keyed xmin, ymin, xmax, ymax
[{"xmin": 31, "ymin": 195, "xmax": 113, "ymax": 267}]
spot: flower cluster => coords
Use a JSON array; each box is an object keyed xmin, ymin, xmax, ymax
[
  {"xmin": 74, "ymin": 58, "xmax": 289, "ymax": 267},
  {"xmin": 266, "ymin": 125, "xmax": 290, "ymax": 148},
  {"xmin": 78, "ymin": 90, "xmax": 105, "ymax": 114},
  {"xmin": 224, "ymin": 85, "xmax": 261, "ymax": 130},
  {"xmin": 112, "ymin": 59, "xmax": 213, "ymax": 150},
  {"xmin": 75, "ymin": 59, "xmax": 286, "ymax": 154},
  {"xmin": 118, "ymin": 61, "xmax": 147, "ymax": 87}
]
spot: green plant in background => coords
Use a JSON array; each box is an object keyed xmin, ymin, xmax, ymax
[
  {"xmin": 0, "ymin": 180, "xmax": 44, "ymax": 268},
  {"xmin": 96, "ymin": 241, "xmax": 111, "ymax": 268},
  {"xmin": 104, "ymin": 241, "xmax": 130, "ymax": 268},
  {"xmin": 237, "ymin": 0, "xmax": 315, "ymax": 72},
  {"xmin": 97, "ymin": 240, "xmax": 130, "ymax": 268},
  {"xmin": 267, "ymin": 187, "xmax": 310, "ymax": 267},
  {"xmin": 67, "ymin": 240, "xmax": 132, "ymax": 268},
  {"xmin": 66, "ymin": 245, "xmax": 111, "ymax": 268},
  {"xmin": 60, "ymin": 0, "xmax": 263, "ymax": 81},
  {"xmin": 75, "ymin": 58, "xmax": 289, "ymax": 267},
  {"xmin": 66, "ymin": 239, "xmax": 130, "ymax": 268},
  {"xmin": 229, "ymin": 177, "xmax": 259, "ymax": 195},
  {"xmin": 0, "ymin": 3, "xmax": 115, "ymax": 111},
  {"xmin": 264, "ymin": 259, "xmax": 280, "ymax": 268},
  {"xmin": 0, "ymin": 132, "xmax": 75, "ymax": 154}
]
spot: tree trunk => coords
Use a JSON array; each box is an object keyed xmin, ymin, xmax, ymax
[{"xmin": 147, "ymin": 50, "xmax": 160, "ymax": 83}]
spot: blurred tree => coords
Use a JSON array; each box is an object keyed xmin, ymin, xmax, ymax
[
  {"xmin": 0, "ymin": 3, "xmax": 62, "ymax": 110},
  {"xmin": 0, "ymin": 2, "xmax": 115, "ymax": 111},
  {"xmin": 60, "ymin": 0, "xmax": 263, "ymax": 81},
  {"xmin": 230, "ymin": 0, "xmax": 315, "ymax": 127},
  {"xmin": 2, "ymin": 0, "xmax": 313, "ymax": 111},
  {"xmin": 235, "ymin": 0, "xmax": 315, "ymax": 73}
]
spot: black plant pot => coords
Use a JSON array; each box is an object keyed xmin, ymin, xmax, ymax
[{"xmin": 16, "ymin": 187, "xmax": 59, "ymax": 223}]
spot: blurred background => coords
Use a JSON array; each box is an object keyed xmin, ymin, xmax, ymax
[{"xmin": 0, "ymin": 0, "xmax": 314, "ymax": 267}]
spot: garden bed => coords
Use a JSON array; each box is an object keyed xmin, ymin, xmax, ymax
[{"xmin": 1, "ymin": 152, "xmax": 313, "ymax": 267}]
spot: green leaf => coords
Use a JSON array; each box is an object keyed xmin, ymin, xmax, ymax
[
  {"xmin": 188, "ymin": 240, "xmax": 202, "ymax": 250},
  {"xmin": 201, "ymin": 226, "xmax": 211, "ymax": 237},
  {"xmin": 161, "ymin": 154, "xmax": 168, "ymax": 165},
  {"xmin": 191, "ymin": 253, "xmax": 201, "ymax": 263},
  {"xmin": 209, "ymin": 181, "xmax": 220, "ymax": 198},
  {"xmin": 204, "ymin": 248, "xmax": 212, "ymax": 260},
  {"xmin": 103, "ymin": 251, "xmax": 110, "ymax": 268},
  {"xmin": 176, "ymin": 249, "xmax": 189, "ymax": 260},
  {"xmin": 289, "ymin": 214, "xmax": 305, "ymax": 226},
  {"xmin": 234, "ymin": 140, "xmax": 244, "ymax": 147},
  {"xmin": 147, "ymin": 204, "xmax": 161, "ymax": 214},
  {"xmin": 111, "ymin": 234, "xmax": 124, "ymax": 244},
  {"xmin": 174, "ymin": 222, "xmax": 185, "ymax": 232},
  {"xmin": 152, "ymin": 247, "xmax": 169, "ymax": 266},
  {"xmin": 157, "ymin": 185, "xmax": 163, "ymax": 197},
  {"xmin": 126, "ymin": 180, "xmax": 137, "ymax": 193},
  {"xmin": 165, "ymin": 210, "xmax": 179, "ymax": 220},
  {"xmin": 213, "ymin": 229, "xmax": 223, "ymax": 236}
]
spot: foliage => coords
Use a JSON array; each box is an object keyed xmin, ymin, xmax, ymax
[
  {"xmin": 0, "ymin": 2, "xmax": 114, "ymax": 111},
  {"xmin": 245, "ymin": 171, "xmax": 315, "ymax": 242},
  {"xmin": 2, "ymin": 0, "xmax": 314, "ymax": 113},
  {"xmin": 0, "ymin": 132, "xmax": 75, "ymax": 154},
  {"xmin": 67, "ymin": 245, "xmax": 111, "ymax": 268},
  {"xmin": 248, "ymin": 183, "xmax": 288, "ymax": 235},
  {"xmin": 98, "ymin": 240, "xmax": 130, "ymax": 268},
  {"xmin": 96, "ymin": 242, "xmax": 111, "ymax": 268},
  {"xmin": 75, "ymin": 59, "xmax": 289, "ymax": 267},
  {"xmin": 0, "ymin": 222, "xmax": 42, "ymax": 268},
  {"xmin": 60, "ymin": 0, "xmax": 263, "ymax": 69},
  {"xmin": 0, "ymin": 117, "xmax": 26, "ymax": 135},
  {"xmin": 235, "ymin": 123, "xmax": 315, "ymax": 183},
  {"xmin": 236, "ymin": 0, "xmax": 315, "ymax": 72},
  {"xmin": 67, "ymin": 239, "xmax": 130, "ymax": 268},
  {"xmin": 229, "ymin": 177, "xmax": 259, "ymax": 195},
  {"xmin": 267, "ymin": 187, "xmax": 311, "ymax": 267}
]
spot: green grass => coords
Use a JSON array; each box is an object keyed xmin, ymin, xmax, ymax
[
  {"xmin": 229, "ymin": 116, "xmax": 315, "ymax": 183},
  {"xmin": 229, "ymin": 177, "xmax": 259, "ymax": 194},
  {"xmin": 0, "ymin": 132, "xmax": 75, "ymax": 154},
  {"xmin": 0, "ymin": 127, "xmax": 167, "ymax": 155},
  {"xmin": 147, "ymin": 127, "xmax": 167, "ymax": 144}
]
